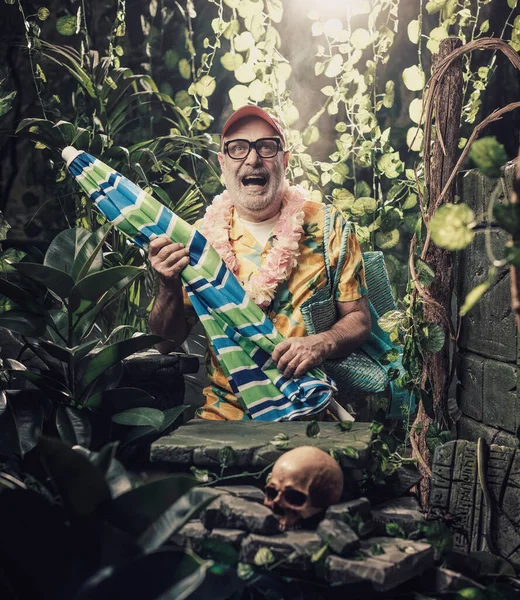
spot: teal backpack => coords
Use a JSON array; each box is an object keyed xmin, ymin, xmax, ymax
[{"xmin": 300, "ymin": 204, "xmax": 414, "ymax": 419}]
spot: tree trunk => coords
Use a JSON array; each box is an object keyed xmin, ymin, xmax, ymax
[{"xmin": 413, "ymin": 38, "xmax": 463, "ymax": 508}]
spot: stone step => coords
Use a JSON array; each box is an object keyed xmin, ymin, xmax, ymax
[{"xmin": 151, "ymin": 420, "xmax": 372, "ymax": 472}]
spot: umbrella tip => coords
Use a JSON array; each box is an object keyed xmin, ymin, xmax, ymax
[{"xmin": 62, "ymin": 146, "xmax": 82, "ymax": 166}]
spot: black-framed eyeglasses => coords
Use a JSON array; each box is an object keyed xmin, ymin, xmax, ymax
[{"xmin": 223, "ymin": 137, "xmax": 284, "ymax": 160}]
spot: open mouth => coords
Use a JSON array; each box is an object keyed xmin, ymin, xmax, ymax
[{"xmin": 242, "ymin": 175, "xmax": 267, "ymax": 187}]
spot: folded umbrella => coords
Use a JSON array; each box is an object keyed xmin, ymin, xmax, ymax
[{"xmin": 62, "ymin": 147, "xmax": 337, "ymax": 421}]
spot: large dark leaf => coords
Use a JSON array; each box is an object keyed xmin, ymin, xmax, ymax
[
  {"xmin": 7, "ymin": 390, "xmax": 44, "ymax": 456},
  {"xmin": 38, "ymin": 437, "xmax": 111, "ymax": 517},
  {"xmin": 43, "ymin": 227, "xmax": 92, "ymax": 274},
  {"xmin": 56, "ymin": 406, "xmax": 93, "ymax": 448},
  {"xmin": 0, "ymin": 390, "xmax": 44, "ymax": 460},
  {"xmin": 112, "ymin": 408, "xmax": 165, "ymax": 430},
  {"xmin": 0, "ymin": 278, "xmax": 46, "ymax": 314},
  {"xmin": 89, "ymin": 443, "xmax": 133, "ymax": 499},
  {"xmin": 69, "ymin": 266, "xmax": 144, "ymax": 312},
  {"xmin": 84, "ymin": 387, "xmax": 156, "ymax": 414},
  {"xmin": 13, "ymin": 262, "xmax": 75, "ymax": 299},
  {"xmin": 121, "ymin": 406, "xmax": 188, "ymax": 448},
  {"xmin": 71, "ymin": 223, "xmax": 112, "ymax": 282},
  {"xmin": 0, "ymin": 310, "xmax": 48, "ymax": 337},
  {"xmin": 78, "ymin": 334, "xmax": 162, "ymax": 392},
  {"xmin": 73, "ymin": 548, "xmax": 207, "ymax": 600},
  {"xmin": 138, "ymin": 488, "xmax": 219, "ymax": 553},
  {"xmin": 39, "ymin": 339, "xmax": 73, "ymax": 363},
  {"xmin": 104, "ymin": 475, "xmax": 197, "ymax": 537},
  {"xmin": 7, "ymin": 370, "xmax": 72, "ymax": 404},
  {"xmin": 72, "ymin": 272, "xmax": 143, "ymax": 343}
]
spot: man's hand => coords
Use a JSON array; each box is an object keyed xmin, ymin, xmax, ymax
[
  {"xmin": 148, "ymin": 235, "xmax": 190, "ymax": 288},
  {"xmin": 272, "ymin": 335, "xmax": 326, "ymax": 379}
]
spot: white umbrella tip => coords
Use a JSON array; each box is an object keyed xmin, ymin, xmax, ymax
[{"xmin": 62, "ymin": 146, "xmax": 82, "ymax": 166}]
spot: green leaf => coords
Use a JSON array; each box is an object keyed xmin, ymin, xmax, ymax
[
  {"xmin": 68, "ymin": 266, "xmax": 144, "ymax": 312},
  {"xmin": 0, "ymin": 90, "xmax": 17, "ymax": 117},
  {"xmin": 220, "ymin": 52, "xmax": 243, "ymax": 71},
  {"xmin": 430, "ymin": 203, "xmax": 476, "ymax": 251},
  {"xmin": 375, "ymin": 229, "xmax": 400, "ymax": 249},
  {"xmin": 380, "ymin": 348, "xmax": 400, "ymax": 364},
  {"xmin": 105, "ymin": 474, "xmax": 197, "ymax": 536},
  {"xmin": 306, "ymin": 420, "xmax": 320, "ymax": 438},
  {"xmin": 407, "ymin": 20, "xmax": 420, "ymax": 44},
  {"xmin": 12, "ymin": 262, "xmax": 75, "ymax": 299},
  {"xmin": 469, "ymin": 136, "xmax": 508, "ymax": 178},
  {"xmin": 378, "ymin": 309, "xmax": 405, "ymax": 333},
  {"xmin": 325, "ymin": 54, "xmax": 343, "ymax": 78},
  {"xmin": 385, "ymin": 522, "xmax": 406, "ymax": 537},
  {"xmin": 56, "ymin": 405, "xmax": 92, "ymax": 448},
  {"xmin": 420, "ymin": 323, "xmax": 445, "ymax": 353},
  {"xmin": 219, "ymin": 446, "xmax": 236, "ymax": 468},
  {"xmin": 138, "ymin": 488, "xmax": 218, "ymax": 553},
  {"xmin": 0, "ymin": 390, "xmax": 44, "ymax": 458},
  {"xmin": 39, "ymin": 339, "xmax": 73, "ymax": 363},
  {"xmin": 377, "ymin": 152, "xmax": 404, "ymax": 179},
  {"xmin": 56, "ymin": 15, "xmax": 78, "ymax": 36},
  {"xmin": 493, "ymin": 202, "xmax": 520, "ymax": 236},
  {"xmin": 402, "ymin": 65, "xmax": 426, "ymax": 91},
  {"xmin": 0, "ymin": 310, "xmax": 47, "ymax": 337},
  {"xmin": 79, "ymin": 334, "xmax": 162, "ymax": 391},
  {"xmin": 254, "ymin": 547, "xmax": 275, "ymax": 566},
  {"xmin": 39, "ymin": 437, "xmax": 111, "ymax": 516},
  {"xmin": 370, "ymin": 543, "xmax": 385, "ymax": 556},
  {"xmin": 71, "ymin": 223, "xmax": 111, "ymax": 282},
  {"xmin": 44, "ymin": 228, "xmax": 92, "ymax": 275},
  {"xmin": 8, "ymin": 370, "xmax": 72, "ymax": 404},
  {"xmin": 460, "ymin": 280, "xmax": 493, "ymax": 316},
  {"xmin": 507, "ymin": 0, "xmax": 517, "ymax": 8},
  {"xmin": 112, "ymin": 407, "xmax": 165, "ymax": 430},
  {"xmin": 416, "ymin": 259, "xmax": 435, "ymax": 286},
  {"xmin": 121, "ymin": 406, "xmax": 188, "ymax": 447},
  {"xmin": 0, "ymin": 278, "xmax": 46, "ymax": 315}
]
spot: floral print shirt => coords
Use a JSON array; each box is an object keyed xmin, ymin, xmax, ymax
[{"xmin": 183, "ymin": 199, "xmax": 367, "ymax": 421}]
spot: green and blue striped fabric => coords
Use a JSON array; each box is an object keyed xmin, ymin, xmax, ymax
[{"xmin": 63, "ymin": 147, "xmax": 335, "ymax": 421}]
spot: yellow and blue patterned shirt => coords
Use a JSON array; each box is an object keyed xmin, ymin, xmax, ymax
[{"xmin": 183, "ymin": 199, "xmax": 367, "ymax": 421}]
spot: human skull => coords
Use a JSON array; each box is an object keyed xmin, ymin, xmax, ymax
[{"xmin": 264, "ymin": 446, "xmax": 343, "ymax": 531}]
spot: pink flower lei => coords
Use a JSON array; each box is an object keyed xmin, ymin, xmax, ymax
[{"xmin": 200, "ymin": 184, "xmax": 307, "ymax": 308}]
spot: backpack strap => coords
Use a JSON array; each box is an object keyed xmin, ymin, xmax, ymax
[{"xmin": 323, "ymin": 205, "xmax": 351, "ymax": 297}]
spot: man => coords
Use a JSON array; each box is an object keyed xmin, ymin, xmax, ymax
[{"xmin": 148, "ymin": 105, "xmax": 371, "ymax": 420}]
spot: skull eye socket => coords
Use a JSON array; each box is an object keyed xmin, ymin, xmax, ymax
[
  {"xmin": 265, "ymin": 486, "xmax": 278, "ymax": 501},
  {"xmin": 283, "ymin": 489, "xmax": 307, "ymax": 507}
]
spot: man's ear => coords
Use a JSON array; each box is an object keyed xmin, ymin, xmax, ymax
[
  {"xmin": 218, "ymin": 152, "xmax": 225, "ymax": 169},
  {"xmin": 284, "ymin": 151, "xmax": 290, "ymax": 170}
]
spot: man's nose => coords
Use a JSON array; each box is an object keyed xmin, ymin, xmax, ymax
[{"xmin": 245, "ymin": 147, "xmax": 263, "ymax": 166}]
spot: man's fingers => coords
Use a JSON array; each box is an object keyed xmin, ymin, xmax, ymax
[
  {"xmin": 272, "ymin": 340, "xmax": 290, "ymax": 362},
  {"xmin": 162, "ymin": 247, "xmax": 190, "ymax": 268},
  {"xmin": 149, "ymin": 236, "xmax": 182, "ymax": 256}
]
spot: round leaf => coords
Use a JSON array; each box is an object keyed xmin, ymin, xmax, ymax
[
  {"xmin": 430, "ymin": 203, "xmax": 476, "ymax": 251},
  {"xmin": 325, "ymin": 54, "xmax": 343, "ymax": 78},
  {"xmin": 407, "ymin": 20, "xmax": 420, "ymax": 44},
  {"xmin": 229, "ymin": 84, "xmax": 250, "ymax": 110},
  {"xmin": 375, "ymin": 229, "xmax": 400, "ymax": 249},
  {"xmin": 351, "ymin": 28, "xmax": 371, "ymax": 50},
  {"xmin": 402, "ymin": 65, "xmax": 426, "ymax": 91},
  {"xmin": 56, "ymin": 15, "xmax": 77, "ymax": 36},
  {"xmin": 421, "ymin": 323, "xmax": 446, "ymax": 353},
  {"xmin": 220, "ymin": 52, "xmax": 243, "ymax": 71}
]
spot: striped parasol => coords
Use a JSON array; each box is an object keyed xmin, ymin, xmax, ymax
[{"xmin": 62, "ymin": 147, "xmax": 337, "ymax": 421}]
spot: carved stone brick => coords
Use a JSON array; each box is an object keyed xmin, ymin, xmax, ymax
[{"xmin": 431, "ymin": 440, "xmax": 520, "ymax": 567}]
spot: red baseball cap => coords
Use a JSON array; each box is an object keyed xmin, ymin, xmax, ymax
[{"xmin": 221, "ymin": 105, "xmax": 286, "ymax": 146}]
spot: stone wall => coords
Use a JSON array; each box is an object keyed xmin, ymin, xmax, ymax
[{"xmin": 455, "ymin": 163, "xmax": 519, "ymax": 448}]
